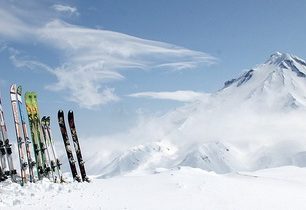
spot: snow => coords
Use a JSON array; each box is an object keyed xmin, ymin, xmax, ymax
[
  {"xmin": 180, "ymin": 141, "xmax": 244, "ymax": 173},
  {"xmin": 2, "ymin": 166, "xmax": 306, "ymax": 210},
  {"xmin": 78, "ymin": 52, "xmax": 306, "ymax": 178},
  {"xmin": 98, "ymin": 142, "xmax": 177, "ymax": 178},
  {"xmin": 3, "ymin": 52, "xmax": 306, "ymax": 209}
]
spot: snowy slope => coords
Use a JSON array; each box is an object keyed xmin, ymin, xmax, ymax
[
  {"xmin": 2, "ymin": 166, "xmax": 306, "ymax": 210},
  {"xmin": 97, "ymin": 142, "xmax": 177, "ymax": 178},
  {"xmin": 3, "ymin": 52, "xmax": 306, "ymax": 209},
  {"xmin": 94, "ymin": 52, "xmax": 306, "ymax": 177},
  {"xmin": 180, "ymin": 141, "xmax": 245, "ymax": 173},
  {"xmin": 218, "ymin": 52, "xmax": 306, "ymax": 109}
]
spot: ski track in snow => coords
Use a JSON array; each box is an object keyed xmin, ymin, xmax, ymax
[{"xmin": 1, "ymin": 166, "xmax": 306, "ymax": 210}]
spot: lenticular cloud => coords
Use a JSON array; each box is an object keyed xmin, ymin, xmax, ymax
[{"xmin": 38, "ymin": 20, "xmax": 216, "ymax": 108}]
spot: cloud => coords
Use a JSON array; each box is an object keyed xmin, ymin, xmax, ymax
[
  {"xmin": 82, "ymin": 91, "xmax": 306, "ymax": 174},
  {"xmin": 129, "ymin": 91, "xmax": 207, "ymax": 102},
  {"xmin": 0, "ymin": 2, "xmax": 217, "ymax": 109},
  {"xmin": 35, "ymin": 20, "xmax": 216, "ymax": 108},
  {"xmin": 52, "ymin": 4, "xmax": 79, "ymax": 16},
  {"xmin": 39, "ymin": 20, "xmax": 216, "ymax": 70},
  {"xmin": 9, "ymin": 49, "xmax": 53, "ymax": 73},
  {"xmin": 46, "ymin": 65, "xmax": 122, "ymax": 108},
  {"xmin": 0, "ymin": 8, "xmax": 33, "ymax": 40},
  {"xmin": 0, "ymin": 42, "xmax": 7, "ymax": 52}
]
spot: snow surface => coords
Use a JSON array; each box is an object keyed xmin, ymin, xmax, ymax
[
  {"xmin": 2, "ymin": 166, "xmax": 306, "ymax": 210},
  {"xmin": 3, "ymin": 52, "xmax": 306, "ymax": 209},
  {"xmin": 84, "ymin": 52, "xmax": 306, "ymax": 178}
]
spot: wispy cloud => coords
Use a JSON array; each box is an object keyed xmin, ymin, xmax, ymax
[
  {"xmin": 129, "ymin": 91, "xmax": 207, "ymax": 102},
  {"xmin": 9, "ymin": 49, "xmax": 53, "ymax": 73},
  {"xmin": 52, "ymin": 4, "xmax": 79, "ymax": 16},
  {"xmin": 39, "ymin": 20, "xmax": 216, "ymax": 70},
  {"xmin": 0, "ymin": 8, "xmax": 33, "ymax": 40},
  {"xmin": 35, "ymin": 20, "xmax": 216, "ymax": 108},
  {"xmin": 46, "ymin": 65, "xmax": 122, "ymax": 108},
  {"xmin": 0, "ymin": 2, "xmax": 217, "ymax": 109}
]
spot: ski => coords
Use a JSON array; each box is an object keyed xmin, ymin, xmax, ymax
[
  {"xmin": 0, "ymin": 132, "xmax": 8, "ymax": 180},
  {"xmin": 68, "ymin": 110, "xmax": 90, "ymax": 182},
  {"xmin": 58, "ymin": 110, "xmax": 81, "ymax": 182},
  {"xmin": 26, "ymin": 92, "xmax": 52, "ymax": 179},
  {"xmin": 10, "ymin": 84, "xmax": 28, "ymax": 185},
  {"xmin": 17, "ymin": 86, "xmax": 36, "ymax": 182},
  {"xmin": 0, "ymin": 92, "xmax": 16, "ymax": 180},
  {"xmin": 25, "ymin": 92, "xmax": 44, "ymax": 179},
  {"xmin": 0, "ymin": 165, "xmax": 7, "ymax": 181},
  {"xmin": 31, "ymin": 92, "xmax": 53, "ymax": 179},
  {"xmin": 41, "ymin": 116, "xmax": 64, "ymax": 183},
  {"xmin": 40, "ymin": 116, "xmax": 55, "ymax": 182}
]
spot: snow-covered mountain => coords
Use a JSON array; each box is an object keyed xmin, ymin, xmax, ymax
[
  {"xmin": 95, "ymin": 52, "xmax": 306, "ymax": 177},
  {"xmin": 218, "ymin": 52, "xmax": 306, "ymax": 109},
  {"xmin": 179, "ymin": 141, "xmax": 245, "ymax": 173},
  {"xmin": 97, "ymin": 142, "xmax": 177, "ymax": 178}
]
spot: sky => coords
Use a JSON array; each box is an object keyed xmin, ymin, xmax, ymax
[{"xmin": 1, "ymin": 0, "xmax": 306, "ymax": 143}]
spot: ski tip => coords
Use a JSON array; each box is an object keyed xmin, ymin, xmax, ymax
[
  {"xmin": 17, "ymin": 85, "xmax": 22, "ymax": 93},
  {"xmin": 58, "ymin": 110, "xmax": 64, "ymax": 118},
  {"xmin": 10, "ymin": 84, "xmax": 17, "ymax": 92},
  {"xmin": 46, "ymin": 116, "xmax": 51, "ymax": 124},
  {"xmin": 24, "ymin": 92, "xmax": 31, "ymax": 99},
  {"xmin": 68, "ymin": 110, "xmax": 74, "ymax": 118}
]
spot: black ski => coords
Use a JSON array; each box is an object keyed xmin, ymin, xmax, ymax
[
  {"xmin": 68, "ymin": 110, "xmax": 89, "ymax": 182},
  {"xmin": 58, "ymin": 110, "xmax": 81, "ymax": 182}
]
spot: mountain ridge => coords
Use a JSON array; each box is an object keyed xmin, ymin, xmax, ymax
[{"xmin": 94, "ymin": 52, "xmax": 306, "ymax": 178}]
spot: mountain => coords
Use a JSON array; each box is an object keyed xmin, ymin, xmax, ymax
[
  {"xmin": 96, "ymin": 52, "xmax": 306, "ymax": 178},
  {"xmin": 179, "ymin": 141, "xmax": 245, "ymax": 173},
  {"xmin": 218, "ymin": 52, "xmax": 306, "ymax": 109},
  {"xmin": 97, "ymin": 142, "xmax": 177, "ymax": 178}
]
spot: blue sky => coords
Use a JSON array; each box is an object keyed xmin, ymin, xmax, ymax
[{"xmin": 0, "ymin": 0, "xmax": 306, "ymax": 139}]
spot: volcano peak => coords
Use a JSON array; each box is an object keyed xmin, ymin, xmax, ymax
[
  {"xmin": 265, "ymin": 52, "xmax": 306, "ymax": 71},
  {"xmin": 266, "ymin": 52, "xmax": 294, "ymax": 65}
]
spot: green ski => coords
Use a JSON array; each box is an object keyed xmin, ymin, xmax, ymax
[{"xmin": 25, "ymin": 92, "xmax": 47, "ymax": 179}]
